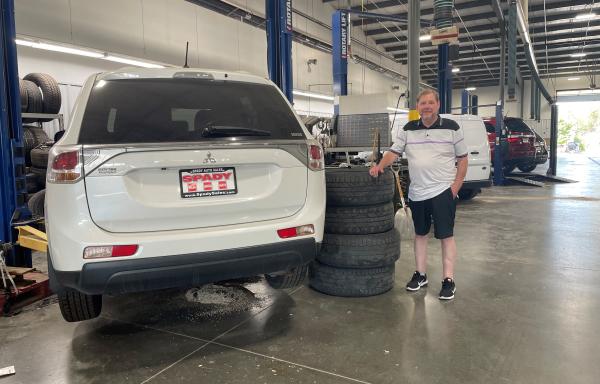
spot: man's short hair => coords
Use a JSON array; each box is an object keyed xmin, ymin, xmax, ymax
[{"xmin": 417, "ymin": 89, "xmax": 440, "ymax": 102}]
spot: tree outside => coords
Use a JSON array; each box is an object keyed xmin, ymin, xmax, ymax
[{"xmin": 558, "ymin": 103, "xmax": 600, "ymax": 153}]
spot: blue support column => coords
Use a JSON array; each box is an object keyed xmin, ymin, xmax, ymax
[
  {"xmin": 332, "ymin": 10, "xmax": 349, "ymax": 115},
  {"xmin": 461, "ymin": 89, "xmax": 469, "ymax": 114},
  {"xmin": 437, "ymin": 44, "xmax": 451, "ymax": 113},
  {"xmin": 471, "ymin": 95, "xmax": 478, "ymax": 115},
  {"xmin": 494, "ymin": 101, "xmax": 505, "ymax": 185},
  {"xmin": 1, "ymin": 0, "xmax": 30, "ymax": 265},
  {"xmin": 266, "ymin": 0, "xmax": 293, "ymax": 102}
]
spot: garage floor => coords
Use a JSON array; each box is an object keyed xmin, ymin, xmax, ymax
[{"xmin": 2, "ymin": 154, "xmax": 600, "ymax": 384}]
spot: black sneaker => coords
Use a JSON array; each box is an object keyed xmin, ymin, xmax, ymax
[
  {"xmin": 406, "ymin": 271, "xmax": 428, "ymax": 291},
  {"xmin": 439, "ymin": 278, "xmax": 456, "ymax": 300}
]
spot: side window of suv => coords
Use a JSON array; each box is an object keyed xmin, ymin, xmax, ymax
[{"xmin": 484, "ymin": 122, "xmax": 496, "ymax": 133}]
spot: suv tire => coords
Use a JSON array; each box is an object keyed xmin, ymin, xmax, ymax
[
  {"xmin": 325, "ymin": 167, "xmax": 394, "ymax": 206},
  {"xmin": 265, "ymin": 264, "xmax": 308, "ymax": 289},
  {"xmin": 309, "ymin": 261, "xmax": 394, "ymax": 297},
  {"xmin": 518, "ymin": 163, "xmax": 536, "ymax": 173},
  {"xmin": 458, "ymin": 188, "xmax": 479, "ymax": 201},
  {"xmin": 58, "ymin": 289, "xmax": 102, "ymax": 322},
  {"xmin": 325, "ymin": 202, "xmax": 394, "ymax": 235},
  {"xmin": 318, "ymin": 229, "xmax": 400, "ymax": 268}
]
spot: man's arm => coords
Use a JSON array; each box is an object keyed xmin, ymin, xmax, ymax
[
  {"xmin": 369, "ymin": 151, "xmax": 399, "ymax": 177},
  {"xmin": 451, "ymin": 156, "xmax": 468, "ymax": 198}
]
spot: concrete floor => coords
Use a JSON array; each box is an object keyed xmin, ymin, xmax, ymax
[{"xmin": 2, "ymin": 153, "xmax": 600, "ymax": 384}]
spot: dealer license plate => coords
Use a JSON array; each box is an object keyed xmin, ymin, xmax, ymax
[{"xmin": 179, "ymin": 167, "xmax": 237, "ymax": 198}]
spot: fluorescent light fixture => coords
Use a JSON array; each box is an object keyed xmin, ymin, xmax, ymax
[
  {"xmin": 567, "ymin": 77, "xmax": 581, "ymax": 81},
  {"xmin": 570, "ymin": 53, "xmax": 587, "ymax": 58},
  {"xmin": 292, "ymin": 90, "xmax": 334, "ymax": 101},
  {"xmin": 16, "ymin": 39, "xmax": 103, "ymax": 58},
  {"xmin": 387, "ymin": 107, "xmax": 409, "ymax": 113},
  {"xmin": 452, "ymin": 67, "xmax": 460, "ymax": 73},
  {"xmin": 103, "ymin": 55, "xmax": 164, "ymax": 68},
  {"xmin": 575, "ymin": 13, "xmax": 596, "ymax": 20},
  {"xmin": 419, "ymin": 35, "xmax": 431, "ymax": 41},
  {"xmin": 466, "ymin": 87, "xmax": 476, "ymax": 91}
]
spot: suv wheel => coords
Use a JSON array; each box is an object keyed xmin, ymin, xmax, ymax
[
  {"xmin": 265, "ymin": 264, "xmax": 308, "ymax": 289},
  {"xmin": 58, "ymin": 289, "xmax": 102, "ymax": 322},
  {"xmin": 458, "ymin": 188, "xmax": 479, "ymax": 201},
  {"xmin": 518, "ymin": 163, "xmax": 536, "ymax": 173},
  {"xmin": 503, "ymin": 164, "xmax": 516, "ymax": 174}
]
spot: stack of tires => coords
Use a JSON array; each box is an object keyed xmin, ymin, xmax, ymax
[
  {"xmin": 19, "ymin": 73, "xmax": 61, "ymax": 217},
  {"xmin": 19, "ymin": 73, "xmax": 62, "ymax": 121},
  {"xmin": 310, "ymin": 167, "xmax": 400, "ymax": 297}
]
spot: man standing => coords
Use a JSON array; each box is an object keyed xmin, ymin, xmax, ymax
[{"xmin": 369, "ymin": 89, "xmax": 468, "ymax": 300}]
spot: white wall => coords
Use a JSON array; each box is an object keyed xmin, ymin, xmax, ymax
[{"xmin": 15, "ymin": 0, "xmax": 410, "ymax": 126}]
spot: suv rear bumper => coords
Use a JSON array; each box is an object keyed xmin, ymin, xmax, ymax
[{"xmin": 51, "ymin": 238, "xmax": 317, "ymax": 295}]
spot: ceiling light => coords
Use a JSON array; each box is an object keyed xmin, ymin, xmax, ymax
[
  {"xmin": 292, "ymin": 90, "xmax": 334, "ymax": 101},
  {"xmin": 103, "ymin": 55, "xmax": 164, "ymax": 68},
  {"xmin": 567, "ymin": 77, "xmax": 581, "ymax": 81},
  {"xmin": 466, "ymin": 87, "xmax": 476, "ymax": 91},
  {"xmin": 419, "ymin": 35, "xmax": 431, "ymax": 41},
  {"xmin": 16, "ymin": 39, "xmax": 104, "ymax": 58},
  {"xmin": 575, "ymin": 13, "xmax": 596, "ymax": 20},
  {"xmin": 452, "ymin": 67, "xmax": 460, "ymax": 73},
  {"xmin": 570, "ymin": 53, "xmax": 587, "ymax": 58}
]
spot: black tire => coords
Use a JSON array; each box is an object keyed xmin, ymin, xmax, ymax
[
  {"xmin": 503, "ymin": 164, "xmax": 516, "ymax": 174},
  {"xmin": 27, "ymin": 189, "xmax": 45, "ymax": 217},
  {"xmin": 21, "ymin": 80, "xmax": 43, "ymax": 122},
  {"xmin": 318, "ymin": 229, "xmax": 400, "ymax": 268},
  {"xmin": 325, "ymin": 202, "xmax": 394, "ymax": 235},
  {"xmin": 25, "ymin": 173, "xmax": 39, "ymax": 193},
  {"xmin": 458, "ymin": 188, "xmax": 479, "ymax": 201},
  {"xmin": 518, "ymin": 163, "xmax": 537, "ymax": 173},
  {"xmin": 58, "ymin": 288, "xmax": 102, "ymax": 322},
  {"xmin": 30, "ymin": 146, "xmax": 50, "ymax": 168},
  {"xmin": 265, "ymin": 264, "xmax": 308, "ymax": 289},
  {"xmin": 24, "ymin": 73, "xmax": 62, "ymax": 120},
  {"xmin": 309, "ymin": 261, "xmax": 395, "ymax": 297},
  {"xmin": 30, "ymin": 166, "xmax": 46, "ymax": 188},
  {"xmin": 325, "ymin": 167, "xmax": 394, "ymax": 206},
  {"xmin": 19, "ymin": 78, "xmax": 28, "ymax": 112}
]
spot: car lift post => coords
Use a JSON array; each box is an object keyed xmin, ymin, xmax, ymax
[
  {"xmin": 1, "ymin": 0, "xmax": 31, "ymax": 266},
  {"xmin": 266, "ymin": 0, "xmax": 293, "ymax": 102}
]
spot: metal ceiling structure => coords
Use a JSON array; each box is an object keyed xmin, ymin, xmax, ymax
[{"xmin": 326, "ymin": 0, "xmax": 600, "ymax": 89}]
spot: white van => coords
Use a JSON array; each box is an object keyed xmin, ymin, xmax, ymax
[{"xmin": 391, "ymin": 114, "xmax": 491, "ymax": 200}]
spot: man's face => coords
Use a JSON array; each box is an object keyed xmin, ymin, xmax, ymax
[{"xmin": 417, "ymin": 93, "xmax": 440, "ymax": 120}]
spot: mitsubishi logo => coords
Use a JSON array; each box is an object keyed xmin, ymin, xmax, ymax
[{"xmin": 203, "ymin": 152, "xmax": 216, "ymax": 163}]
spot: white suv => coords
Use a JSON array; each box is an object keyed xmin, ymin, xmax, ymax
[{"xmin": 46, "ymin": 68, "xmax": 325, "ymax": 322}]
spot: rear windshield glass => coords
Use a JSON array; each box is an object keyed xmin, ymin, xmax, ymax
[
  {"xmin": 505, "ymin": 118, "xmax": 533, "ymax": 133},
  {"xmin": 484, "ymin": 122, "xmax": 496, "ymax": 133},
  {"xmin": 78, "ymin": 79, "xmax": 305, "ymax": 144}
]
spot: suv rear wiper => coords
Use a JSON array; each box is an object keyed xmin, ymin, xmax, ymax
[{"xmin": 201, "ymin": 125, "xmax": 271, "ymax": 137}]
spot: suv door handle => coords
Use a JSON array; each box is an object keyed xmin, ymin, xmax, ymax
[{"xmin": 470, "ymin": 151, "xmax": 479, "ymax": 155}]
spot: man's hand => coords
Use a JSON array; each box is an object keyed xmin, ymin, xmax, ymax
[
  {"xmin": 450, "ymin": 183, "xmax": 460, "ymax": 199},
  {"xmin": 369, "ymin": 164, "xmax": 384, "ymax": 177}
]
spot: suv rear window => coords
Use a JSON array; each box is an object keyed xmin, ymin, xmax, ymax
[
  {"xmin": 484, "ymin": 122, "xmax": 496, "ymax": 133},
  {"xmin": 505, "ymin": 118, "xmax": 533, "ymax": 133},
  {"xmin": 78, "ymin": 79, "xmax": 305, "ymax": 144}
]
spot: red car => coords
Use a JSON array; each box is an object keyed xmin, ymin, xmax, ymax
[{"xmin": 483, "ymin": 117, "xmax": 538, "ymax": 173}]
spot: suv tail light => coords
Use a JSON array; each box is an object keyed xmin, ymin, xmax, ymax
[
  {"xmin": 84, "ymin": 245, "xmax": 139, "ymax": 259},
  {"xmin": 309, "ymin": 145, "xmax": 324, "ymax": 170},
  {"xmin": 47, "ymin": 145, "xmax": 83, "ymax": 183},
  {"xmin": 277, "ymin": 224, "xmax": 315, "ymax": 239}
]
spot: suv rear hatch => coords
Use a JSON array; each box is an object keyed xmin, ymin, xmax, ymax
[{"xmin": 79, "ymin": 77, "xmax": 309, "ymax": 233}]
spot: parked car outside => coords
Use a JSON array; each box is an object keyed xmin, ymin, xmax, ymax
[{"xmin": 46, "ymin": 67, "xmax": 326, "ymax": 322}]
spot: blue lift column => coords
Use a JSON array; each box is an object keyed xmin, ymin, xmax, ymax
[
  {"xmin": 266, "ymin": 0, "xmax": 293, "ymax": 102},
  {"xmin": 1, "ymin": 0, "xmax": 30, "ymax": 265},
  {"xmin": 461, "ymin": 89, "xmax": 469, "ymax": 115},
  {"xmin": 437, "ymin": 44, "xmax": 450, "ymax": 113},
  {"xmin": 332, "ymin": 10, "xmax": 349, "ymax": 115}
]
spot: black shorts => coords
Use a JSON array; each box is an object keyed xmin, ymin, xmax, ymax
[{"xmin": 409, "ymin": 188, "xmax": 457, "ymax": 239}]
